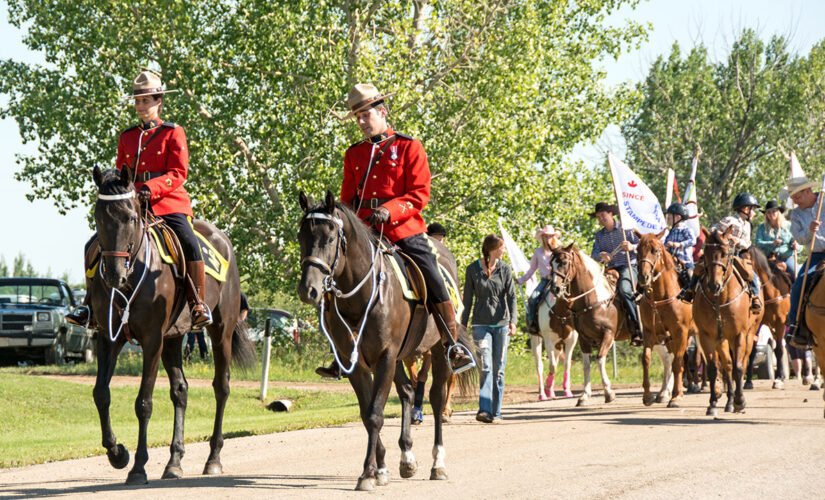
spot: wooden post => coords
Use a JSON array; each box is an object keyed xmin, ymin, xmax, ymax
[{"xmin": 259, "ymin": 318, "xmax": 272, "ymax": 401}]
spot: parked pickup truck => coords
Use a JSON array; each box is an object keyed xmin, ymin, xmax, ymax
[{"xmin": 0, "ymin": 277, "xmax": 95, "ymax": 365}]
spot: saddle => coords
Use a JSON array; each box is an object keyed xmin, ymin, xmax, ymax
[{"xmin": 379, "ymin": 239, "xmax": 428, "ymax": 304}]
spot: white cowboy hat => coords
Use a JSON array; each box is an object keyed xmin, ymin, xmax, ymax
[
  {"xmin": 344, "ymin": 83, "xmax": 395, "ymax": 119},
  {"xmin": 123, "ymin": 71, "xmax": 180, "ymax": 100},
  {"xmin": 782, "ymin": 175, "xmax": 819, "ymax": 199},
  {"xmin": 535, "ymin": 225, "xmax": 561, "ymax": 241}
]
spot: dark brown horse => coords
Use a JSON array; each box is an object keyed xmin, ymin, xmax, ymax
[
  {"xmin": 89, "ymin": 167, "xmax": 255, "ymax": 484},
  {"xmin": 635, "ymin": 231, "xmax": 696, "ymax": 407},
  {"xmin": 549, "ymin": 244, "xmax": 631, "ymax": 406},
  {"xmin": 693, "ymin": 227, "xmax": 763, "ymax": 415},
  {"xmin": 746, "ymin": 252, "xmax": 791, "ymax": 389},
  {"xmin": 296, "ymin": 191, "xmax": 473, "ymax": 491}
]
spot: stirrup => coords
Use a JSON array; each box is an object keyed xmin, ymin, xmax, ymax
[
  {"xmin": 191, "ymin": 304, "xmax": 213, "ymax": 329},
  {"xmin": 446, "ymin": 343, "xmax": 476, "ymax": 375},
  {"xmin": 66, "ymin": 305, "xmax": 91, "ymax": 328}
]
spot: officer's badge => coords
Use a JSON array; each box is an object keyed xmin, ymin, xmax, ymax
[
  {"xmin": 390, "ymin": 146, "xmax": 398, "ymax": 161},
  {"xmin": 165, "ymin": 178, "xmax": 173, "ymax": 187}
]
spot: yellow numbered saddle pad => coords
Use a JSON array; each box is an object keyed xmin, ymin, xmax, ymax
[{"xmin": 148, "ymin": 226, "xmax": 229, "ymax": 282}]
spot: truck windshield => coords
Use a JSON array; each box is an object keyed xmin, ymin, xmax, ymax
[{"xmin": 0, "ymin": 284, "xmax": 65, "ymax": 306}]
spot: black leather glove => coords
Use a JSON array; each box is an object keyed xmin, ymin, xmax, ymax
[
  {"xmin": 367, "ymin": 207, "xmax": 390, "ymax": 225},
  {"xmin": 137, "ymin": 186, "xmax": 152, "ymax": 204}
]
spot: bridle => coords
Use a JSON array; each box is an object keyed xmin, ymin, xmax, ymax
[
  {"xmin": 701, "ymin": 241, "xmax": 737, "ymax": 295},
  {"xmin": 638, "ymin": 246, "xmax": 663, "ymax": 292},
  {"xmin": 97, "ymin": 190, "xmax": 149, "ymax": 280},
  {"xmin": 550, "ymin": 251, "xmax": 599, "ymax": 306},
  {"xmin": 299, "ymin": 210, "xmax": 384, "ymax": 375}
]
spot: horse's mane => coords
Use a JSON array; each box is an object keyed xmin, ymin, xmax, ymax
[
  {"xmin": 638, "ymin": 233, "xmax": 674, "ymax": 271},
  {"xmin": 98, "ymin": 168, "xmax": 132, "ymax": 196},
  {"xmin": 768, "ymin": 259, "xmax": 794, "ymax": 288},
  {"xmin": 303, "ymin": 200, "xmax": 377, "ymax": 247},
  {"xmin": 747, "ymin": 246, "xmax": 774, "ymax": 284},
  {"xmin": 572, "ymin": 247, "xmax": 614, "ymax": 302}
]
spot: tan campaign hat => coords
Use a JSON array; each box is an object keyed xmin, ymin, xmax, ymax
[
  {"xmin": 345, "ymin": 83, "xmax": 394, "ymax": 119},
  {"xmin": 124, "ymin": 71, "xmax": 180, "ymax": 99}
]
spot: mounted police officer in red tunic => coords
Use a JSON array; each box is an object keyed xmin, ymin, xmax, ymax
[
  {"xmin": 67, "ymin": 71, "xmax": 212, "ymax": 329},
  {"xmin": 315, "ymin": 84, "xmax": 473, "ymax": 377}
]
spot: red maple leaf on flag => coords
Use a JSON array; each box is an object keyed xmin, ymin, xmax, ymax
[{"xmin": 628, "ymin": 180, "xmax": 638, "ymax": 188}]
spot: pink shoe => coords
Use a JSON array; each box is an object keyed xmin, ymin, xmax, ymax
[{"xmin": 545, "ymin": 373, "xmax": 555, "ymax": 399}]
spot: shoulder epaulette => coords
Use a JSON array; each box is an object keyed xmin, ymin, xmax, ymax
[
  {"xmin": 395, "ymin": 132, "xmax": 414, "ymax": 140},
  {"xmin": 123, "ymin": 125, "xmax": 139, "ymax": 133},
  {"xmin": 161, "ymin": 121, "xmax": 179, "ymax": 128},
  {"xmin": 348, "ymin": 139, "xmax": 367, "ymax": 150}
]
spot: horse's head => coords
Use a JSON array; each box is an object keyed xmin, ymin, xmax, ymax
[
  {"xmin": 636, "ymin": 229, "xmax": 667, "ymax": 292},
  {"xmin": 549, "ymin": 243, "xmax": 578, "ymax": 299},
  {"xmin": 93, "ymin": 166, "xmax": 142, "ymax": 289},
  {"xmin": 702, "ymin": 226, "xmax": 734, "ymax": 295},
  {"xmin": 297, "ymin": 191, "xmax": 346, "ymax": 306}
]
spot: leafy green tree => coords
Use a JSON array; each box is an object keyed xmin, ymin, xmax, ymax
[
  {"xmin": 2, "ymin": 0, "xmax": 646, "ymax": 294},
  {"xmin": 622, "ymin": 29, "xmax": 818, "ymax": 223},
  {"xmin": 0, "ymin": 257, "xmax": 8, "ymax": 277},
  {"xmin": 12, "ymin": 252, "xmax": 36, "ymax": 277}
]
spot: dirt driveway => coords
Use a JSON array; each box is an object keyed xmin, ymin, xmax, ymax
[{"xmin": 2, "ymin": 379, "xmax": 825, "ymax": 499}]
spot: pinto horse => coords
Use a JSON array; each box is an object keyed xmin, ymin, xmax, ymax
[
  {"xmin": 89, "ymin": 167, "xmax": 255, "ymax": 484},
  {"xmin": 635, "ymin": 232, "xmax": 696, "ymax": 407},
  {"xmin": 296, "ymin": 191, "xmax": 473, "ymax": 491},
  {"xmin": 693, "ymin": 227, "xmax": 763, "ymax": 415},
  {"xmin": 549, "ymin": 244, "xmax": 632, "ymax": 406},
  {"xmin": 530, "ymin": 292, "xmax": 578, "ymax": 400}
]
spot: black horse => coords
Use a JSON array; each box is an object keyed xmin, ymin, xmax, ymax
[
  {"xmin": 89, "ymin": 166, "xmax": 255, "ymax": 484},
  {"xmin": 297, "ymin": 191, "xmax": 474, "ymax": 491}
]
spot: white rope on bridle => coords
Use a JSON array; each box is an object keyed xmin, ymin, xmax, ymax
[
  {"xmin": 103, "ymin": 233, "xmax": 150, "ymax": 343},
  {"xmin": 304, "ymin": 211, "xmax": 385, "ymax": 375},
  {"xmin": 97, "ymin": 191, "xmax": 136, "ymax": 201}
]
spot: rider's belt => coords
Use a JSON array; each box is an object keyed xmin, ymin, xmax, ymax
[
  {"xmin": 135, "ymin": 171, "xmax": 164, "ymax": 183},
  {"xmin": 362, "ymin": 198, "xmax": 392, "ymax": 209}
]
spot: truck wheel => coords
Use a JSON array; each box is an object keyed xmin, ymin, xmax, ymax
[{"xmin": 46, "ymin": 336, "xmax": 66, "ymax": 366}]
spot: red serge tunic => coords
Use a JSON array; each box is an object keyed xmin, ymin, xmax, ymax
[
  {"xmin": 115, "ymin": 122, "xmax": 193, "ymax": 217},
  {"xmin": 340, "ymin": 127, "xmax": 430, "ymax": 242}
]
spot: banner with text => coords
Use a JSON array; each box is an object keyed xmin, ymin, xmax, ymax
[{"xmin": 607, "ymin": 152, "xmax": 666, "ymax": 234}]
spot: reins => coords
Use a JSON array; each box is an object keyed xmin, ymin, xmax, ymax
[
  {"xmin": 300, "ymin": 211, "xmax": 385, "ymax": 375},
  {"xmin": 697, "ymin": 240, "xmax": 748, "ymax": 341}
]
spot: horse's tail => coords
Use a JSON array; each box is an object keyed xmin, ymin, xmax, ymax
[
  {"xmin": 455, "ymin": 325, "xmax": 478, "ymax": 397},
  {"xmin": 231, "ymin": 320, "xmax": 257, "ymax": 374}
]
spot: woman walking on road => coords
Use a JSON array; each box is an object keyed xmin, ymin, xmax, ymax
[{"xmin": 461, "ymin": 234, "xmax": 517, "ymax": 423}]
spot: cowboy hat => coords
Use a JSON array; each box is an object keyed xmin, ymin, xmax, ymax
[
  {"xmin": 124, "ymin": 71, "xmax": 180, "ymax": 100},
  {"xmin": 784, "ymin": 175, "xmax": 819, "ymax": 198},
  {"xmin": 761, "ymin": 200, "xmax": 786, "ymax": 214},
  {"xmin": 588, "ymin": 202, "xmax": 618, "ymax": 218},
  {"xmin": 535, "ymin": 225, "xmax": 561, "ymax": 241},
  {"xmin": 345, "ymin": 83, "xmax": 395, "ymax": 119}
]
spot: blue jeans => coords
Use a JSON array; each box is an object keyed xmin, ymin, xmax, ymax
[
  {"xmin": 472, "ymin": 325, "xmax": 510, "ymax": 418},
  {"xmin": 788, "ymin": 252, "xmax": 825, "ymax": 326}
]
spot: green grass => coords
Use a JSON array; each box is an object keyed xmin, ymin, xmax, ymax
[{"xmin": 0, "ymin": 373, "xmax": 375, "ymax": 468}]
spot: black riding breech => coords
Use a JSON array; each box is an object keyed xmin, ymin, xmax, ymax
[{"xmin": 394, "ymin": 233, "xmax": 451, "ymax": 304}]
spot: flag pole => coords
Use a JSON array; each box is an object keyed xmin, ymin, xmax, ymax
[{"xmin": 606, "ymin": 153, "xmax": 644, "ymax": 343}]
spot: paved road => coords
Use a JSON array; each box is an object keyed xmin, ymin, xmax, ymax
[{"xmin": 2, "ymin": 380, "xmax": 825, "ymax": 499}]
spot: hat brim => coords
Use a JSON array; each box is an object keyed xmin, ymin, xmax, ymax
[
  {"xmin": 122, "ymin": 88, "xmax": 181, "ymax": 101},
  {"xmin": 588, "ymin": 206, "xmax": 618, "ymax": 218},
  {"xmin": 344, "ymin": 92, "xmax": 395, "ymax": 119},
  {"xmin": 787, "ymin": 181, "xmax": 819, "ymax": 197},
  {"xmin": 535, "ymin": 231, "xmax": 561, "ymax": 241}
]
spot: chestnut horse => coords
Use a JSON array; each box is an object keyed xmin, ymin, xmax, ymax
[
  {"xmin": 693, "ymin": 227, "xmax": 763, "ymax": 415},
  {"xmin": 297, "ymin": 192, "xmax": 474, "ymax": 490},
  {"xmin": 635, "ymin": 232, "xmax": 696, "ymax": 407},
  {"xmin": 746, "ymin": 255, "xmax": 791, "ymax": 389},
  {"xmin": 530, "ymin": 292, "xmax": 578, "ymax": 400},
  {"xmin": 549, "ymin": 244, "xmax": 632, "ymax": 406},
  {"xmin": 89, "ymin": 167, "xmax": 255, "ymax": 485},
  {"xmin": 804, "ymin": 265, "xmax": 825, "ymax": 417}
]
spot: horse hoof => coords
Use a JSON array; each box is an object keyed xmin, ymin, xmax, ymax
[
  {"xmin": 564, "ymin": 390, "xmax": 574, "ymax": 398},
  {"xmin": 430, "ymin": 467, "xmax": 448, "ymax": 481},
  {"xmin": 376, "ymin": 468, "xmax": 389, "ymax": 486},
  {"xmin": 724, "ymin": 403, "xmax": 734, "ymax": 413},
  {"xmin": 810, "ymin": 383, "xmax": 821, "ymax": 391},
  {"xmin": 772, "ymin": 380, "xmax": 785, "ymax": 390},
  {"xmin": 734, "ymin": 403, "xmax": 745, "ymax": 413},
  {"xmin": 654, "ymin": 393, "xmax": 664, "ymax": 404},
  {"xmin": 667, "ymin": 399, "xmax": 680, "ymax": 408},
  {"xmin": 161, "ymin": 465, "xmax": 183, "ymax": 479},
  {"xmin": 538, "ymin": 393, "xmax": 548, "ymax": 401},
  {"xmin": 203, "ymin": 461, "xmax": 223, "ymax": 475},
  {"xmin": 604, "ymin": 390, "xmax": 616, "ymax": 404},
  {"xmin": 355, "ymin": 477, "xmax": 376, "ymax": 491},
  {"xmin": 125, "ymin": 471, "xmax": 148, "ymax": 485},
  {"xmin": 576, "ymin": 397, "xmax": 588, "ymax": 407},
  {"xmin": 643, "ymin": 395, "xmax": 654, "ymax": 407},
  {"xmin": 441, "ymin": 414, "xmax": 451, "ymax": 423},
  {"xmin": 744, "ymin": 380, "xmax": 754, "ymax": 390},
  {"xmin": 689, "ymin": 384, "xmax": 701, "ymax": 394},
  {"xmin": 706, "ymin": 407, "xmax": 718, "ymax": 417},
  {"xmin": 107, "ymin": 444, "xmax": 130, "ymax": 470},
  {"xmin": 400, "ymin": 461, "xmax": 418, "ymax": 478}
]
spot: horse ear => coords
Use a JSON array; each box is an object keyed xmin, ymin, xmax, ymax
[
  {"xmin": 93, "ymin": 166, "xmax": 103, "ymax": 187},
  {"xmin": 565, "ymin": 242, "xmax": 575, "ymax": 252},
  {"xmin": 298, "ymin": 191, "xmax": 310, "ymax": 213},
  {"xmin": 633, "ymin": 229, "xmax": 642, "ymax": 238},
  {"xmin": 119, "ymin": 166, "xmax": 133, "ymax": 186},
  {"xmin": 325, "ymin": 190, "xmax": 336, "ymax": 213},
  {"xmin": 656, "ymin": 229, "xmax": 667, "ymax": 239}
]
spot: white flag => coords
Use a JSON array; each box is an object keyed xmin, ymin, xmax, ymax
[
  {"xmin": 607, "ymin": 152, "xmax": 667, "ymax": 234},
  {"xmin": 497, "ymin": 219, "xmax": 537, "ymax": 296},
  {"xmin": 684, "ymin": 153, "xmax": 700, "ymax": 236},
  {"xmin": 665, "ymin": 168, "xmax": 675, "ymax": 208}
]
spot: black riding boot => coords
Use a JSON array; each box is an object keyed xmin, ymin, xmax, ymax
[
  {"xmin": 432, "ymin": 301, "xmax": 475, "ymax": 374},
  {"xmin": 66, "ymin": 276, "xmax": 97, "ymax": 329},
  {"xmin": 787, "ymin": 322, "xmax": 813, "ymax": 349}
]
